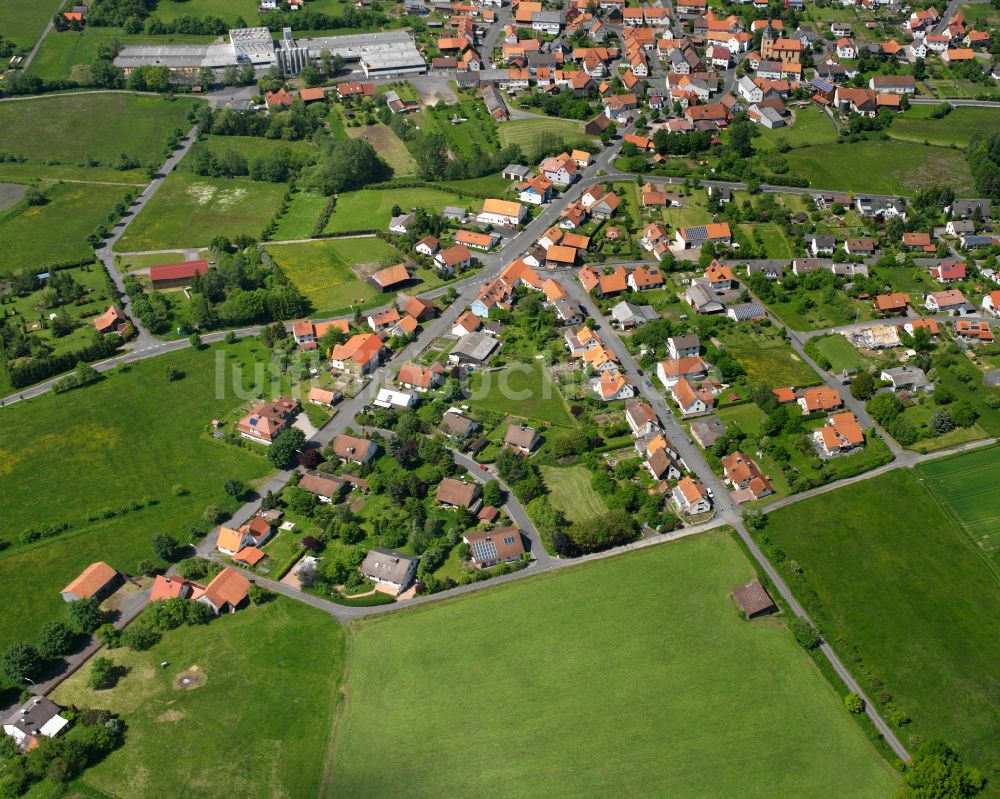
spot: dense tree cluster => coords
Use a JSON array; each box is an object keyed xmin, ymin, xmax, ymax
[{"xmin": 968, "ymin": 132, "xmax": 1000, "ymax": 199}]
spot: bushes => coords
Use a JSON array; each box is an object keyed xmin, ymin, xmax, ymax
[
  {"xmin": 67, "ymin": 598, "xmax": 105, "ymax": 635},
  {"xmin": 788, "ymin": 616, "xmax": 820, "ymax": 649},
  {"xmin": 142, "ymin": 597, "xmax": 214, "ymax": 631},
  {"xmin": 8, "ymin": 335, "xmax": 123, "ymax": 389},
  {"xmin": 87, "ymin": 657, "xmax": 119, "ymax": 690}
]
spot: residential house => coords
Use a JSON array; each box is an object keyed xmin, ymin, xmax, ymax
[
  {"xmin": 3, "ymin": 698, "xmax": 70, "ymax": 750},
  {"xmin": 627, "ymin": 265, "xmax": 664, "ymax": 292},
  {"xmin": 388, "ymin": 213, "xmax": 415, "ymax": 234},
  {"xmin": 881, "ymin": 366, "xmax": 934, "ymax": 393},
  {"xmin": 237, "ymin": 396, "xmax": 300, "ymax": 444},
  {"xmin": 874, "ymin": 292, "xmax": 910, "ymax": 315},
  {"xmin": 397, "ymin": 362, "xmax": 445, "ymax": 392},
  {"xmin": 477, "ymin": 198, "xmax": 526, "ymax": 226},
  {"xmin": 436, "ymin": 477, "xmax": 482, "ymax": 510},
  {"xmin": 981, "ymin": 290, "xmax": 1000, "ymax": 317},
  {"xmin": 672, "ymin": 476, "xmax": 712, "ymax": 515},
  {"xmin": 330, "ymin": 334, "xmax": 386, "ymax": 375},
  {"xmin": 668, "ymin": 334, "xmax": 700, "ymax": 360},
  {"xmin": 722, "ymin": 450, "xmax": 773, "ymax": 500},
  {"xmin": 924, "ymin": 289, "xmax": 968, "ymax": 313},
  {"xmin": 954, "ymin": 319, "xmax": 995, "ymax": 342},
  {"xmin": 93, "ymin": 305, "xmax": 126, "ymax": 335},
  {"xmin": 593, "ymin": 370, "xmax": 635, "ymax": 401},
  {"xmin": 690, "ymin": 416, "xmax": 726, "ymax": 448},
  {"xmin": 441, "ymin": 410, "xmax": 479, "ymax": 438},
  {"xmin": 657, "ymin": 356, "xmax": 709, "ymax": 388},
  {"xmin": 797, "ymin": 386, "xmax": 843, "ymax": 413},
  {"xmin": 463, "ymin": 529, "xmax": 526, "ymax": 568},
  {"xmin": 611, "ymin": 301, "xmax": 658, "ymax": 329},
  {"xmin": 676, "ymin": 222, "xmax": 732, "ymax": 249},
  {"xmin": 671, "ymin": 377, "xmax": 714, "ymax": 417},
  {"xmin": 929, "ymin": 261, "xmax": 966, "ymax": 282},
  {"xmin": 360, "ymin": 548, "xmax": 418, "ymax": 595},
  {"xmin": 332, "ymin": 434, "xmax": 378, "ymax": 464},
  {"xmin": 299, "ymin": 471, "xmax": 346, "ymax": 503},
  {"xmin": 813, "ymin": 411, "xmax": 865, "ymax": 457},
  {"xmin": 625, "ymin": 398, "xmax": 660, "ymax": 436},
  {"xmin": 504, "ymin": 424, "xmax": 540, "ymax": 454}
]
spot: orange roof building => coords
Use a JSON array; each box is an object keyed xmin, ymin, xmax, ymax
[{"xmin": 60, "ymin": 562, "xmax": 121, "ymax": 602}]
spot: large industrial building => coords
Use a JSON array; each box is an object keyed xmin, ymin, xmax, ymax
[{"xmin": 114, "ymin": 27, "xmax": 426, "ymax": 79}]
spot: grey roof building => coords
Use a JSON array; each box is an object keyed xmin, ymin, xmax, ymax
[
  {"xmin": 449, "ymin": 332, "xmax": 499, "ymax": 365},
  {"xmin": 360, "ymin": 547, "xmax": 418, "ymax": 593},
  {"xmin": 690, "ymin": 416, "xmax": 726, "ymax": 448},
  {"xmin": 611, "ymin": 301, "xmax": 658, "ymax": 328},
  {"xmin": 949, "ymin": 199, "xmax": 991, "ymax": 219},
  {"xmin": 880, "ymin": 366, "xmax": 934, "ymax": 393}
]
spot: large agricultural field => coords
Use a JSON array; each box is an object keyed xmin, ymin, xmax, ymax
[
  {"xmin": 116, "ymin": 171, "xmax": 287, "ymax": 250},
  {"xmin": 760, "ymin": 466, "xmax": 1000, "ymax": 782},
  {"xmin": 264, "ymin": 237, "xmax": 413, "ymax": 316},
  {"xmin": 467, "ymin": 361, "xmax": 575, "ymax": 427},
  {"xmin": 781, "ymin": 139, "xmax": 976, "ymax": 195},
  {"xmin": 328, "ymin": 533, "xmax": 897, "ymax": 798},
  {"xmin": 0, "ymin": 93, "xmax": 201, "ymax": 166},
  {"xmin": 917, "ymin": 446, "xmax": 1000, "ymax": 571},
  {"xmin": 0, "ymin": 181, "xmax": 131, "ymax": 272},
  {"xmin": 0, "ymin": 341, "xmax": 271, "ymax": 651},
  {"xmin": 50, "ymin": 598, "xmax": 345, "ymax": 799}
]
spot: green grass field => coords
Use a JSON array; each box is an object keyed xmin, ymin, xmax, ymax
[
  {"xmin": 498, "ymin": 117, "xmax": 596, "ymax": 157},
  {"xmin": 0, "ymin": 341, "xmax": 271, "ymax": 651},
  {"xmin": 0, "ymin": 0, "xmax": 62, "ymax": 48},
  {"xmin": 0, "ymin": 181, "xmax": 131, "ymax": 272},
  {"xmin": 0, "ymin": 93, "xmax": 201, "ymax": 166},
  {"xmin": 152, "ymin": 0, "xmax": 351, "ymax": 22},
  {"xmin": 27, "ymin": 27, "xmax": 215, "ymax": 81},
  {"xmin": 116, "ymin": 171, "xmax": 286, "ymax": 251},
  {"xmin": 720, "ymin": 328, "xmax": 822, "ymax": 387},
  {"xmin": 346, "ymin": 124, "xmax": 416, "ymax": 176},
  {"xmin": 420, "ymin": 100, "xmax": 499, "ymax": 160},
  {"xmin": 467, "ymin": 361, "xmax": 575, "ymax": 427},
  {"xmin": 324, "ymin": 187, "xmax": 472, "ymax": 234},
  {"xmin": 272, "ymin": 190, "xmax": 329, "ymax": 240},
  {"xmin": 917, "ymin": 445, "xmax": 1000, "ymax": 570},
  {"xmin": 539, "ymin": 465, "xmax": 609, "ymax": 522},
  {"xmin": 754, "ymin": 105, "xmax": 839, "ymax": 151},
  {"xmin": 958, "ymin": 3, "xmax": 1000, "ymax": 28},
  {"xmin": 739, "ymin": 222, "xmax": 794, "ymax": 259},
  {"xmin": 782, "ymin": 139, "xmax": 975, "ymax": 195},
  {"xmin": 192, "ymin": 134, "xmax": 316, "ymax": 165},
  {"xmin": 265, "ymin": 237, "xmax": 412, "ymax": 315},
  {"xmin": 889, "ymin": 106, "xmax": 1000, "ymax": 147},
  {"xmin": 0, "ymin": 161, "xmax": 148, "ymax": 186},
  {"xmin": 762, "ymin": 468, "xmax": 1000, "ymax": 781},
  {"xmin": 52, "ymin": 598, "xmax": 345, "ymax": 799},
  {"xmin": 811, "ymin": 333, "xmax": 867, "ymax": 372},
  {"xmin": 329, "ymin": 532, "xmax": 896, "ymax": 798}
]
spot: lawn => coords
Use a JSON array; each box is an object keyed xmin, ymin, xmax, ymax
[
  {"xmin": 152, "ymin": 0, "xmax": 351, "ymax": 21},
  {"xmin": 765, "ymin": 292, "xmax": 873, "ymax": 332},
  {"xmin": 0, "ymin": 93, "xmax": 201, "ymax": 166},
  {"xmin": 0, "ymin": 0, "xmax": 62, "ymax": 48},
  {"xmin": 433, "ymin": 172, "xmax": 512, "ymax": 196},
  {"xmin": 264, "ymin": 237, "xmax": 413, "ymax": 315},
  {"xmin": 719, "ymin": 326, "xmax": 822, "ymax": 387},
  {"xmin": 761, "ymin": 468, "xmax": 1000, "ymax": 781},
  {"xmin": 192, "ymin": 134, "xmax": 316, "ymax": 165},
  {"xmin": 754, "ymin": 105, "xmax": 839, "ymax": 151},
  {"xmin": 738, "ymin": 222, "xmax": 794, "ymax": 259},
  {"xmin": 0, "ymin": 341, "xmax": 271, "ymax": 651},
  {"xmin": 958, "ymin": 2, "xmax": 1000, "ymax": 27},
  {"xmin": 498, "ymin": 117, "xmax": 597, "ymax": 157},
  {"xmin": 539, "ymin": 464, "xmax": 609, "ymax": 523},
  {"xmin": 0, "ymin": 161, "xmax": 148, "ymax": 186},
  {"xmin": 420, "ymin": 100, "xmax": 500, "ymax": 159},
  {"xmin": 329, "ymin": 532, "xmax": 897, "ymax": 798},
  {"xmin": 51, "ymin": 598, "xmax": 345, "ymax": 799},
  {"xmin": 0, "ymin": 181, "xmax": 131, "ymax": 272},
  {"xmin": 917, "ymin": 445, "xmax": 1000, "ymax": 571},
  {"xmin": 889, "ymin": 106, "xmax": 1000, "ymax": 148},
  {"xmin": 811, "ymin": 333, "xmax": 867, "ymax": 372},
  {"xmin": 467, "ymin": 361, "xmax": 575, "ymax": 427},
  {"xmin": 272, "ymin": 189, "xmax": 329, "ymax": 240},
  {"xmin": 782, "ymin": 139, "xmax": 976, "ymax": 196},
  {"xmin": 27, "ymin": 27, "xmax": 215, "ymax": 82},
  {"xmin": 346, "ymin": 124, "xmax": 417, "ymax": 176},
  {"xmin": 116, "ymin": 171, "xmax": 287, "ymax": 251},
  {"xmin": 324, "ymin": 186, "xmax": 472, "ymax": 234}
]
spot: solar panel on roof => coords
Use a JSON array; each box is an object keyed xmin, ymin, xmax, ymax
[
  {"xmin": 503, "ymin": 536, "xmax": 517, "ymax": 545},
  {"xmin": 471, "ymin": 540, "xmax": 498, "ymax": 561},
  {"xmin": 686, "ymin": 226, "xmax": 707, "ymax": 239}
]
